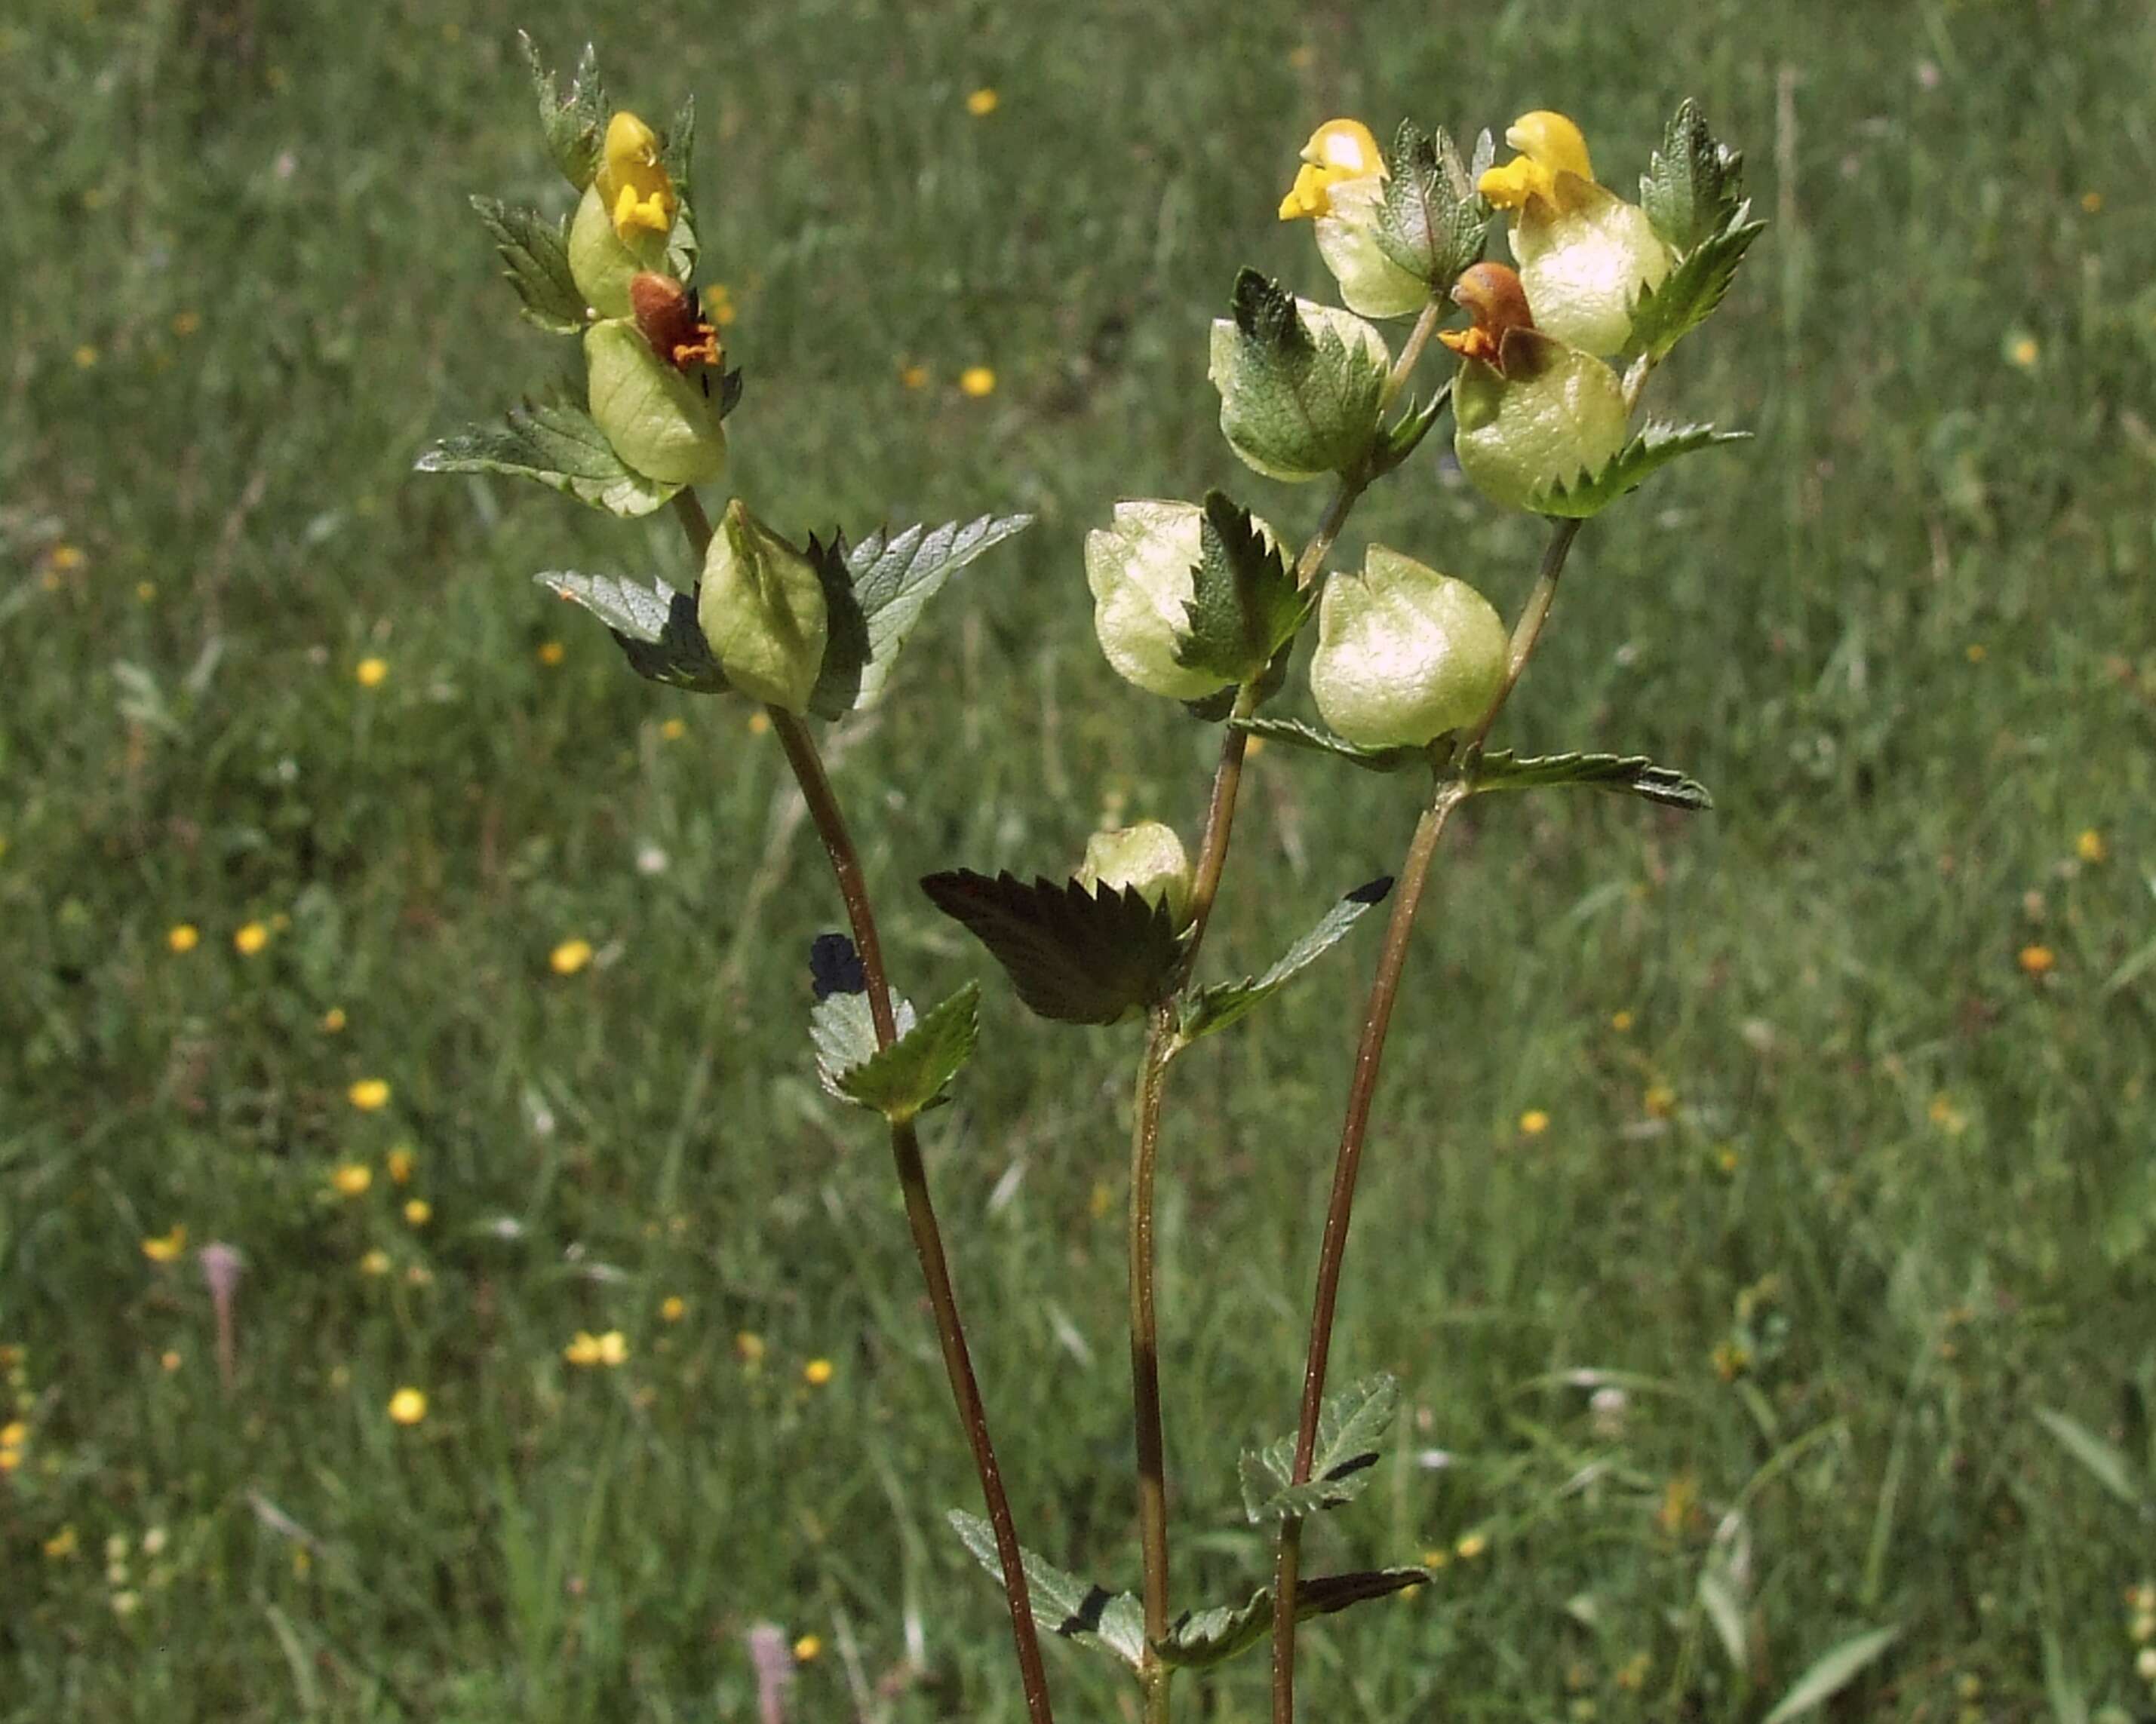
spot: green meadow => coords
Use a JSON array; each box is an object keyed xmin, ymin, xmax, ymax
[{"xmin": 6, "ymin": 0, "xmax": 2156, "ymax": 1716}]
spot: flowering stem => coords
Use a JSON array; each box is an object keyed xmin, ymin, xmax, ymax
[
  {"xmin": 1129, "ymin": 1004, "xmax": 1177, "ymax": 1710},
  {"xmin": 1267, "ymin": 515, "xmax": 1587, "ymax": 1724},
  {"xmin": 673, "ymin": 489, "xmax": 1057, "ymax": 1724}
]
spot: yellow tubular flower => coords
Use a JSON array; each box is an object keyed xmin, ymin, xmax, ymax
[
  {"xmin": 597, "ymin": 113, "xmax": 675, "ymax": 241},
  {"xmin": 1478, "ymin": 111, "xmax": 1596, "ymax": 217},
  {"xmin": 1278, "ymin": 118, "xmax": 1385, "ymax": 221}
]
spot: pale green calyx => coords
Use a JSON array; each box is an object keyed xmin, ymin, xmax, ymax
[
  {"xmin": 1086, "ymin": 499, "xmax": 1281, "ymax": 701},
  {"xmin": 1313, "ymin": 176, "xmax": 1431, "ymax": 321},
  {"xmin": 698, "ymin": 500, "xmax": 828, "ymax": 713},
  {"xmin": 1075, "ymin": 821, "xmax": 1194, "ymax": 929},
  {"xmin": 568, "ymin": 179, "xmax": 670, "ymax": 320},
  {"xmin": 1309, "ymin": 546, "xmax": 1508, "ymax": 749},
  {"xmin": 1451, "ymin": 334, "xmax": 1629, "ymax": 514},
  {"xmin": 1511, "ymin": 186, "xmax": 1672, "ymax": 357},
  {"xmin": 1209, "ymin": 273, "xmax": 1390, "ymax": 483},
  {"xmin": 583, "ymin": 318, "xmax": 727, "ymax": 486}
]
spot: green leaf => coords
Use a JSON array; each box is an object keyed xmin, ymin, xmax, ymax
[
  {"xmin": 832, "ymin": 983, "xmax": 979, "ymax": 1123},
  {"xmin": 1155, "ymin": 1568, "xmax": 1430, "ymax": 1671},
  {"xmin": 1374, "ymin": 121, "xmax": 1489, "ymax": 290},
  {"xmin": 1240, "ymin": 1373, "xmax": 1400, "ymax": 1525},
  {"xmin": 1527, "ymin": 420, "xmax": 1751, "ymax": 519},
  {"xmin": 1174, "ymin": 492, "xmax": 1311, "ymax": 686},
  {"xmin": 1177, "ymin": 879, "xmax": 1393, "ymax": 1047},
  {"xmin": 920, "ymin": 870, "xmax": 1183, "ymax": 1026},
  {"xmin": 659, "ymin": 94, "xmax": 699, "ymax": 280},
  {"xmin": 1761, "ymin": 1626, "xmax": 1900, "ymax": 1723},
  {"xmin": 521, "ymin": 33, "xmax": 609, "ymax": 191},
  {"xmin": 1623, "ymin": 207, "xmax": 1766, "ymax": 365},
  {"xmin": 1466, "ymin": 748, "xmax": 1713, "ymax": 812},
  {"xmin": 947, "ymin": 1511, "xmax": 1145, "ymax": 1670},
  {"xmin": 417, "ymin": 397, "xmax": 677, "ymax": 518},
  {"xmin": 1229, "ymin": 716, "xmax": 1424, "ymax": 775},
  {"xmin": 1213, "ymin": 270, "xmax": 1388, "ymax": 480},
  {"xmin": 534, "ymin": 571, "xmax": 726, "ymax": 692},
  {"xmin": 1370, "ymin": 379, "xmax": 1451, "ymax": 478},
  {"xmin": 470, "ymin": 198, "xmax": 585, "ymax": 335},
  {"xmin": 806, "ymin": 514, "xmax": 1034, "ymax": 719},
  {"xmin": 806, "ymin": 934, "xmax": 918, "ymax": 1103},
  {"xmin": 1639, "ymin": 100, "xmax": 1746, "ymax": 254},
  {"xmin": 2035, "ymin": 1407, "xmax": 2142, "ymax": 1505}
]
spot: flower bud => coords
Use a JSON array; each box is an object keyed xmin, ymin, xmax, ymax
[
  {"xmin": 1086, "ymin": 499, "xmax": 1281, "ymax": 701},
  {"xmin": 1479, "ymin": 111, "xmax": 1670, "ymax": 357},
  {"xmin": 697, "ymin": 501, "xmax": 829, "ymax": 713},
  {"xmin": 1310, "ymin": 547, "xmax": 1509, "ymax": 750},
  {"xmin": 1075, "ymin": 821, "xmax": 1194, "ymax": 930},
  {"xmin": 585, "ymin": 317, "xmax": 727, "ymax": 485},
  {"xmin": 567, "ymin": 112, "xmax": 677, "ymax": 317},
  {"xmin": 1210, "ymin": 278, "xmax": 1389, "ymax": 483}
]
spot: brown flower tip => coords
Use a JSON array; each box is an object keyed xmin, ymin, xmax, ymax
[
  {"xmin": 630, "ymin": 271, "xmax": 722, "ymax": 373},
  {"xmin": 1439, "ymin": 261, "xmax": 1538, "ymax": 372}
]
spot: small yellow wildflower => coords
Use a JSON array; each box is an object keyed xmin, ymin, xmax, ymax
[
  {"xmin": 959, "ymin": 366, "xmax": 997, "ymax": 397},
  {"xmin": 965, "ymin": 87, "xmax": 999, "ymax": 116},
  {"xmin": 171, "ymin": 310, "xmax": 201, "ymax": 337},
  {"xmin": 51, "ymin": 544, "xmax": 87, "ymax": 572},
  {"xmin": 1477, "ymin": 111, "xmax": 1595, "ymax": 216},
  {"xmin": 900, "ymin": 362, "xmax": 930, "ymax": 390},
  {"xmin": 1, "ymin": 1421, "xmax": 26, "ymax": 1449},
  {"xmin": 2082, "ymin": 190, "xmax": 2104, "ymax": 213},
  {"xmin": 387, "ymin": 1387, "xmax": 428, "ymax": 1425},
  {"xmin": 803, "ymin": 1357, "xmax": 835, "ymax": 1387},
  {"xmin": 167, "ymin": 924, "xmax": 200, "ymax": 954},
  {"xmin": 747, "ymin": 710, "xmax": 772, "ymax": 736},
  {"xmin": 1966, "ymin": 643, "xmax": 1988, "ymax": 663},
  {"xmin": 537, "ymin": 640, "xmax": 566, "ymax": 667},
  {"xmin": 2018, "ymin": 944, "xmax": 2056, "ymax": 977},
  {"xmin": 348, "ymin": 1078, "xmax": 392, "ymax": 1111},
  {"xmin": 386, "ymin": 1146, "xmax": 415, "ymax": 1185},
  {"xmin": 1420, "ymin": 1548, "xmax": 1451, "ymax": 1570},
  {"xmin": 355, "ymin": 656, "xmax": 388, "ymax": 688},
  {"xmin": 1518, "ymin": 1109, "xmax": 1550, "ymax": 1137},
  {"xmin": 793, "ymin": 1634, "xmax": 823, "ymax": 1662},
  {"xmin": 321, "ymin": 1007, "xmax": 347, "ymax": 1032},
  {"xmin": 1278, "ymin": 118, "xmax": 1384, "ymax": 220},
  {"xmin": 2006, "ymin": 333, "xmax": 2040, "ymax": 370},
  {"xmin": 736, "ymin": 1330, "xmax": 766, "ymax": 1366},
  {"xmin": 1643, "ymin": 1083, "xmax": 1678, "ymax": 1119},
  {"xmin": 359, "ymin": 1249, "xmax": 392, "ymax": 1277},
  {"xmin": 597, "ymin": 112, "xmax": 675, "ymax": 240},
  {"xmin": 1454, "ymin": 1531, "xmax": 1488, "ymax": 1560},
  {"xmin": 44, "ymin": 1526, "xmax": 78, "ymax": 1560},
  {"xmin": 140, "ymin": 1226, "xmax": 187, "ymax": 1264},
  {"xmin": 1717, "ymin": 1147, "xmax": 1740, "ymax": 1173},
  {"xmin": 331, "ymin": 1164, "xmax": 373, "ymax": 1197},
  {"xmin": 660, "ymin": 1295, "xmax": 687, "ymax": 1323},
  {"xmin": 403, "ymin": 1199, "xmax": 432, "ymax": 1227},
  {"xmin": 549, "ymin": 939, "xmax": 594, "ymax": 977},
  {"xmin": 564, "ymin": 1330, "xmax": 630, "ymax": 1368},
  {"xmin": 0, "ymin": 1448, "xmax": 19, "ymax": 1474},
  {"xmin": 74, "ymin": 345, "xmax": 99, "ymax": 369},
  {"xmin": 233, "ymin": 922, "xmax": 270, "ymax": 956},
  {"xmin": 659, "ymin": 716, "xmax": 686, "ymax": 741},
  {"xmin": 1610, "ymin": 1009, "xmax": 1634, "ymax": 1032},
  {"xmin": 159, "ymin": 1349, "xmax": 181, "ymax": 1373},
  {"xmin": 702, "ymin": 283, "xmax": 737, "ymax": 327},
  {"xmin": 2077, "ymin": 829, "xmax": 2108, "ymax": 864}
]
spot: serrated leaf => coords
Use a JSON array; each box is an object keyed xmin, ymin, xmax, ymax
[
  {"xmin": 1527, "ymin": 420, "xmax": 1751, "ymax": 518},
  {"xmin": 1639, "ymin": 100, "xmax": 1746, "ymax": 254},
  {"xmin": 659, "ymin": 94, "xmax": 699, "ymax": 279},
  {"xmin": 834, "ymin": 983, "xmax": 979, "ymax": 1123},
  {"xmin": 1177, "ymin": 879, "xmax": 1393, "ymax": 1047},
  {"xmin": 418, "ymin": 397, "xmax": 677, "ymax": 519},
  {"xmin": 470, "ymin": 198, "xmax": 584, "ymax": 334},
  {"xmin": 1467, "ymin": 748, "xmax": 1713, "ymax": 812},
  {"xmin": 1173, "ymin": 492, "xmax": 1310, "ymax": 685},
  {"xmin": 521, "ymin": 33, "xmax": 609, "ymax": 190},
  {"xmin": 947, "ymin": 1511, "xmax": 1145, "ymax": 1670},
  {"xmin": 1215, "ymin": 270, "xmax": 1387, "ymax": 480},
  {"xmin": 806, "ymin": 514, "xmax": 1034, "ymax": 719},
  {"xmin": 1370, "ymin": 379, "xmax": 1452, "ymax": 477},
  {"xmin": 1623, "ymin": 207, "xmax": 1765, "ymax": 364},
  {"xmin": 1155, "ymin": 1567, "xmax": 1428, "ymax": 1671},
  {"xmin": 807, "ymin": 934, "xmax": 917, "ymax": 1104},
  {"xmin": 1241, "ymin": 1373, "xmax": 1400, "ymax": 1525},
  {"xmin": 535, "ymin": 570, "xmax": 727, "ymax": 692},
  {"xmin": 2035, "ymin": 1407, "xmax": 2142, "ymax": 1505},
  {"xmin": 1374, "ymin": 121, "xmax": 1489, "ymax": 290},
  {"xmin": 1229, "ymin": 716, "xmax": 1424, "ymax": 775},
  {"xmin": 920, "ymin": 870, "xmax": 1182, "ymax": 1026},
  {"xmin": 1760, "ymin": 1626, "xmax": 1900, "ymax": 1723}
]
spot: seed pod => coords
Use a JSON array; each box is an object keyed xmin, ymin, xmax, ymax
[
  {"xmin": 1451, "ymin": 333, "xmax": 1628, "ymax": 514},
  {"xmin": 1085, "ymin": 499, "xmax": 1281, "ymax": 701},
  {"xmin": 1209, "ymin": 278, "xmax": 1390, "ymax": 483},
  {"xmin": 584, "ymin": 317, "xmax": 727, "ymax": 486},
  {"xmin": 1075, "ymin": 821, "xmax": 1194, "ymax": 930},
  {"xmin": 1309, "ymin": 546, "xmax": 1508, "ymax": 749},
  {"xmin": 697, "ymin": 500, "xmax": 828, "ymax": 713}
]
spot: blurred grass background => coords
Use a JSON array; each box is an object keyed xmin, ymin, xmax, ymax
[{"xmin": 5, "ymin": 0, "xmax": 2156, "ymax": 1717}]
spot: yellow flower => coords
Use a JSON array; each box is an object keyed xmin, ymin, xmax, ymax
[
  {"xmin": 960, "ymin": 366, "xmax": 997, "ymax": 397},
  {"xmin": 660, "ymin": 1295, "xmax": 687, "ymax": 1322},
  {"xmin": 74, "ymin": 344, "xmax": 98, "ymax": 369},
  {"xmin": 1277, "ymin": 118, "xmax": 1384, "ymax": 221},
  {"xmin": 965, "ymin": 87, "xmax": 999, "ymax": 116},
  {"xmin": 2077, "ymin": 829, "xmax": 2108, "ymax": 864},
  {"xmin": 355, "ymin": 656, "xmax": 388, "ymax": 688},
  {"xmin": 747, "ymin": 710, "xmax": 772, "ymax": 736},
  {"xmin": 386, "ymin": 1146, "xmax": 415, "ymax": 1185},
  {"xmin": 348, "ymin": 1078, "xmax": 392, "ymax": 1112},
  {"xmin": 51, "ymin": 544, "xmax": 87, "ymax": 572},
  {"xmin": 44, "ymin": 1525, "xmax": 78, "ymax": 1560},
  {"xmin": 387, "ymin": 1387, "xmax": 427, "ymax": 1425},
  {"xmin": 900, "ymin": 362, "xmax": 930, "ymax": 390},
  {"xmin": 140, "ymin": 1226, "xmax": 187, "ymax": 1264},
  {"xmin": 702, "ymin": 282, "xmax": 737, "ymax": 327},
  {"xmin": 537, "ymin": 640, "xmax": 567, "ymax": 667},
  {"xmin": 321, "ymin": 1006, "xmax": 348, "ymax": 1032},
  {"xmin": 167, "ymin": 924, "xmax": 199, "ymax": 954},
  {"xmin": 793, "ymin": 1634, "xmax": 823, "ymax": 1662},
  {"xmin": 549, "ymin": 939, "xmax": 594, "ymax": 976},
  {"xmin": 233, "ymin": 922, "xmax": 269, "ymax": 956},
  {"xmin": 0, "ymin": 1449, "xmax": 19, "ymax": 1474},
  {"xmin": 1643, "ymin": 1084, "xmax": 1677, "ymax": 1119},
  {"xmin": 159, "ymin": 1348, "xmax": 182, "ymax": 1372},
  {"xmin": 1518, "ymin": 1109, "xmax": 1550, "ymax": 1137},
  {"xmin": 564, "ymin": 1330, "xmax": 630, "ymax": 1367},
  {"xmin": 2082, "ymin": 190, "xmax": 2104, "ymax": 213},
  {"xmin": 659, "ymin": 716, "xmax": 687, "ymax": 741},
  {"xmin": 359, "ymin": 1249, "xmax": 392, "ymax": 1276},
  {"xmin": 736, "ymin": 1330, "xmax": 766, "ymax": 1366},
  {"xmin": 403, "ymin": 1199, "xmax": 432, "ymax": 1226},
  {"xmin": 1477, "ymin": 111, "xmax": 1595, "ymax": 215},
  {"xmin": 1966, "ymin": 643, "xmax": 1988, "ymax": 663},
  {"xmin": 597, "ymin": 112, "xmax": 675, "ymax": 240},
  {"xmin": 331, "ymin": 1164, "xmax": 373, "ymax": 1197},
  {"xmin": 2019, "ymin": 944, "xmax": 2056, "ymax": 976},
  {"xmin": 1, "ymin": 1420, "xmax": 26, "ymax": 1449},
  {"xmin": 803, "ymin": 1357, "xmax": 834, "ymax": 1387},
  {"xmin": 1454, "ymin": 1531, "xmax": 1488, "ymax": 1560},
  {"xmin": 1609, "ymin": 1009, "xmax": 1634, "ymax": 1032},
  {"xmin": 2006, "ymin": 333, "xmax": 2040, "ymax": 370}
]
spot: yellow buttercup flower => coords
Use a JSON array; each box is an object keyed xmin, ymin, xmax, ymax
[
  {"xmin": 386, "ymin": 1146, "xmax": 415, "ymax": 1185},
  {"xmin": 564, "ymin": 1330, "xmax": 630, "ymax": 1367},
  {"xmin": 597, "ymin": 112, "xmax": 675, "ymax": 241},
  {"xmin": 1278, "ymin": 118, "xmax": 1385, "ymax": 221},
  {"xmin": 140, "ymin": 1226, "xmax": 187, "ymax": 1264},
  {"xmin": 331, "ymin": 1164, "xmax": 373, "ymax": 1197},
  {"xmin": 348, "ymin": 1078, "xmax": 391, "ymax": 1112},
  {"xmin": 549, "ymin": 938, "xmax": 594, "ymax": 976},
  {"xmin": 387, "ymin": 1387, "xmax": 428, "ymax": 1425}
]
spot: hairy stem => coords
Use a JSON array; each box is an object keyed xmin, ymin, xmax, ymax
[
  {"xmin": 675, "ymin": 489, "xmax": 1057, "ymax": 1724},
  {"xmin": 1268, "ymin": 516, "xmax": 1588, "ymax": 1723}
]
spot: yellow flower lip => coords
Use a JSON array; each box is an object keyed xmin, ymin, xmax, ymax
[
  {"xmin": 598, "ymin": 110, "xmax": 676, "ymax": 241},
  {"xmin": 1279, "ymin": 118, "xmax": 1384, "ymax": 222},
  {"xmin": 1479, "ymin": 110, "xmax": 1596, "ymax": 216}
]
